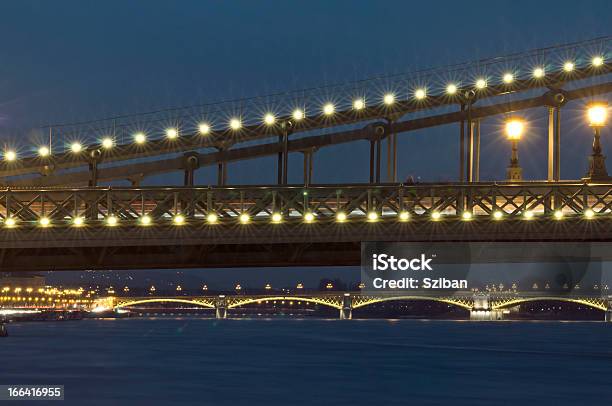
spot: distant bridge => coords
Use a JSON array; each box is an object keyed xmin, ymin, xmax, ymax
[{"xmin": 101, "ymin": 293, "xmax": 612, "ymax": 321}]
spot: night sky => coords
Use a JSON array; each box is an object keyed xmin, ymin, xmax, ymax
[{"xmin": 1, "ymin": 1, "xmax": 610, "ymax": 288}]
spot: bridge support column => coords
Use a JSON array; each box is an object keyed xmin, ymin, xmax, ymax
[
  {"xmin": 215, "ymin": 295, "xmax": 227, "ymax": 319},
  {"xmin": 470, "ymin": 293, "xmax": 503, "ymax": 321},
  {"xmin": 605, "ymin": 300, "xmax": 612, "ymax": 322},
  {"xmin": 339, "ymin": 293, "xmax": 352, "ymax": 320}
]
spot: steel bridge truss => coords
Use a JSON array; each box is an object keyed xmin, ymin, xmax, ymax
[{"xmin": 3, "ymin": 182, "xmax": 612, "ymax": 226}]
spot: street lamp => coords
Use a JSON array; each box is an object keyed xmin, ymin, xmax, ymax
[
  {"xmin": 585, "ymin": 101, "xmax": 609, "ymax": 181},
  {"xmin": 505, "ymin": 117, "xmax": 525, "ymax": 181}
]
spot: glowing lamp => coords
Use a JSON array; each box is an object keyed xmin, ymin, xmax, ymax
[
  {"xmin": 323, "ymin": 103, "xmax": 335, "ymax": 116},
  {"xmin": 229, "ymin": 118, "xmax": 241, "ymax": 130},
  {"xmin": 198, "ymin": 123, "xmax": 211, "ymax": 135},
  {"xmin": 533, "ymin": 67, "xmax": 545, "ymax": 78},
  {"xmin": 353, "ymin": 98, "xmax": 365, "ymax": 110},
  {"xmin": 166, "ymin": 128, "xmax": 179, "ymax": 139},
  {"xmin": 304, "ymin": 212, "xmax": 315, "ymax": 223},
  {"xmin": 101, "ymin": 137, "xmax": 114, "ymax": 149},
  {"xmin": 207, "ymin": 213, "xmax": 218, "ymax": 224},
  {"xmin": 383, "ymin": 93, "xmax": 395, "ymax": 105},
  {"xmin": 587, "ymin": 102, "xmax": 608, "ymax": 127},
  {"xmin": 4, "ymin": 150, "xmax": 16, "ymax": 162},
  {"xmin": 264, "ymin": 114, "xmax": 276, "ymax": 125},
  {"xmin": 134, "ymin": 132, "xmax": 146, "ymax": 144},
  {"xmin": 38, "ymin": 146, "xmax": 50, "ymax": 157},
  {"xmin": 505, "ymin": 118, "xmax": 525, "ymax": 140},
  {"xmin": 475, "ymin": 78, "xmax": 487, "ymax": 89},
  {"xmin": 70, "ymin": 142, "xmax": 83, "ymax": 153},
  {"xmin": 292, "ymin": 109, "xmax": 305, "ymax": 121},
  {"xmin": 592, "ymin": 56, "xmax": 604, "ymax": 67}
]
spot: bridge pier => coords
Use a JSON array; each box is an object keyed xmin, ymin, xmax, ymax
[
  {"xmin": 470, "ymin": 293, "xmax": 503, "ymax": 321},
  {"xmin": 339, "ymin": 293, "xmax": 352, "ymax": 320},
  {"xmin": 215, "ymin": 295, "xmax": 227, "ymax": 319},
  {"xmin": 606, "ymin": 300, "xmax": 612, "ymax": 322}
]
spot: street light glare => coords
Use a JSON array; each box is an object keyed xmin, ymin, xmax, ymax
[
  {"xmin": 383, "ymin": 93, "xmax": 395, "ymax": 105},
  {"xmin": 502, "ymin": 73, "xmax": 514, "ymax": 84},
  {"xmin": 323, "ymin": 103, "xmax": 335, "ymax": 116},
  {"xmin": 415, "ymin": 88, "xmax": 426, "ymax": 100},
  {"xmin": 38, "ymin": 146, "xmax": 50, "ymax": 157},
  {"xmin": 166, "ymin": 128, "xmax": 179, "ymax": 139},
  {"xmin": 134, "ymin": 132, "xmax": 147, "ymax": 144},
  {"xmin": 475, "ymin": 78, "xmax": 487, "ymax": 89},
  {"xmin": 506, "ymin": 119, "xmax": 525, "ymax": 140},
  {"xmin": 533, "ymin": 67, "xmax": 545, "ymax": 78},
  {"xmin": 101, "ymin": 137, "xmax": 114, "ymax": 149},
  {"xmin": 140, "ymin": 215, "xmax": 152, "ymax": 226},
  {"xmin": 207, "ymin": 212, "xmax": 218, "ymax": 224},
  {"xmin": 592, "ymin": 56, "xmax": 604, "ymax": 67},
  {"xmin": 4, "ymin": 150, "xmax": 17, "ymax": 162},
  {"xmin": 563, "ymin": 61, "xmax": 575, "ymax": 72},
  {"xmin": 353, "ymin": 98, "xmax": 365, "ymax": 110},
  {"xmin": 198, "ymin": 123, "xmax": 211, "ymax": 135},
  {"xmin": 271, "ymin": 212, "xmax": 282, "ymax": 223},
  {"xmin": 587, "ymin": 103, "xmax": 608, "ymax": 127},
  {"xmin": 446, "ymin": 83, "xmax": 458, "ymax": 95},
  {"xmin": 106, "ymin": 215, "xmax": 118, "ymax": 226},
  {"xmin": 292, "ymin": 109, "xmax": 305, "ymax": 121},
  {"xmin": 70, "ymin": 142, "xmax": 83, "ymax": 153},
  {"xmin": 239, "ymin": 213, "xmax": 250, "ymax": 224},
  {"xmin": 264, "ymin": 113, "xmax": 276, "ymax": 125},
  {"xmin": 229, "ymin": 118, "xmax": 242, "ymax": 130}
]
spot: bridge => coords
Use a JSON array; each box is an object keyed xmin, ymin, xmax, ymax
[
  {"xmin": 98, "ymin": 293, "xmax": 612, "ymax": 321},
  {"xmin": 0, "ymin": 38, "xmax": 609, "ymax": 289}
]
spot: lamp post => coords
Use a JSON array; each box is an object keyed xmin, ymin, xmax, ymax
[
  {"xmin": 585, "ymin": 101, "xmax": 609, "ymax": 181},
  {"xmin": 505, "ymin": 118, "xmax": 525, "ymax": 181}
]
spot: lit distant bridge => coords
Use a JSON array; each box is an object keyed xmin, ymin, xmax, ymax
[
  {"xmin": 101, "ymin": 293, "xmax": 612, "ymax": 321},
  {"xmin": 0, "ymin": 37, "xmax": 609, "ymax": 272}
]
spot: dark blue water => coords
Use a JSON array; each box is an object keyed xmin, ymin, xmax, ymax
[{"xmin": 2, "ymin": 319, "xmax": 612, "ymax": 406}]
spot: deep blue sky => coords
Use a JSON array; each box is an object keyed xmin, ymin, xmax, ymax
[{"xmin": 2, "ymin": 1, "xmax": 610, "ymax": 287}]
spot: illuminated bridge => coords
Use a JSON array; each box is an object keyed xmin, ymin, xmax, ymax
[
  {"xmin": 97, "ymin": 293, "xmax": 612, "ymax": 321},
  {"xmin": 0, "ymin": 37, "xmax": 610, "ymax": 272}
]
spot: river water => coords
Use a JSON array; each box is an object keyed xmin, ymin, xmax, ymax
[{"xmin": 2, "ymin": 318, "xmax": 612, "ymax": 405}]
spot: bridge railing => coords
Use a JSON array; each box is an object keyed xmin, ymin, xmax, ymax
[{"xmin": 0, "ymin": 182, "xmax": 611, "ymax": 225}]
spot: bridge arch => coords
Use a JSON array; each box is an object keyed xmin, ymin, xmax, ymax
[
  {"xmin": 227, "ymin": 296, "xmax": 343, "ymax": 310},
  {"xmin": 352, "ymin": 296, "xmax": 473, "ymax": 310},
  {"xmin": 114, "ymin": 298, "xmax": 215, "ymax": 310},
  {"xmin": 492, "ymin": 297, "xmax": 607, "ymax": 311}
]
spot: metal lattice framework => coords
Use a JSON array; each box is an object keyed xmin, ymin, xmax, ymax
[
  {"xmin": 226, "ymin": 295, "xmax": 344, "ymax": 310},
  {"xmin": 3, "ymin": 182, "xmax": 612, "ymax": 226},
  {"xmin": 113, "ymin": 297, "xmax": 216, "ymax": 309},
  {"xmin": 490, "ymin": 296, "xmax": 609, "ymax": 311},
  {"xmin": 351, "ymin": 295, "xmax": 474, "ymax": 310}
]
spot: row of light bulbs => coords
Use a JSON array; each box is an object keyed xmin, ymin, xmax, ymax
[
  {"xmin": 1, "ymin": 207, "xmax": 600, "ymax": 228},
  {"xmin": 2, "ymin": 56, "xmax": 606, "ymax": 162}
]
